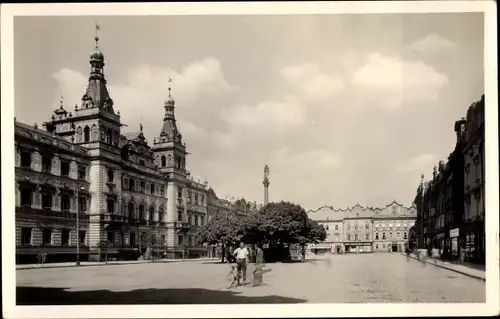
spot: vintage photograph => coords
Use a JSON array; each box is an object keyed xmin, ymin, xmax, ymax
[{"xmin": 1, "ymin": 1, "xmax": 498, "ymax": 318}]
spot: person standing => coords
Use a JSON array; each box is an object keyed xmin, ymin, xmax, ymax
[{"xmin": 233, "ymin": 241, "xmax": 249, "ymax": 285}]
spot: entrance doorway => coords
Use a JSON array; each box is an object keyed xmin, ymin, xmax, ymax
[{"xmin": 392, "ymin": 244, "xmax": 398, "ymax": 252}]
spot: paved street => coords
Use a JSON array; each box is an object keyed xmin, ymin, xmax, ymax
[{"xmin": 17, "ymin": 253, "xmax": 485, "ymax": 304}]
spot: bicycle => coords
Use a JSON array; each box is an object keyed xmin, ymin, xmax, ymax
[{"xmin": 226, "ymin": 263, "xmax": 242, "ymax": 289}]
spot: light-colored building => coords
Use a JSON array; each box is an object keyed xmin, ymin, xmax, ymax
[
  {"xmin": 14, "ymin": 30, "xmax": 258, "ymax": 263},
  {"xmin": 308, "ymin": 201, "xmax": 416, "ymax": 255}
]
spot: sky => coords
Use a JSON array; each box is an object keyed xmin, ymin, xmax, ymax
[{"xmin": 14, "ymin": 13, "xmax": 485, "ymax": 210}]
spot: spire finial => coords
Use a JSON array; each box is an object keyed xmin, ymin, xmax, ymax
[
  {"xmin": 95, "ymin": 22, "xmax": 100, "ymax": 48},
  {"xmin": 60, "ymin": 95, "xmax": 64, "ymax": 108},
  {"xmin": 168, "ymin": 77, "xmax": 173, "ymax": 97},
  {"xmin": 140, "ymin": 122, "xmax": 143, "ymax": 133}
]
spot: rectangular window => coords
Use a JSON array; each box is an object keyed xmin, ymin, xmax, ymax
[
  {"xmin": 397, "ymin": 232, "xmax": 400, "ymax": 239},
  {"xmin": 375, "ymin": 233, "xmax": 379, "ymax": 240},
  {"xmin": 200, "ymin": 216, "xmax": 205, "ymax": 226},
  {"xmin": 178, "ymin": 235, "xmax": 183, "ymax": 246},
  {"xmin": 61, "ymin": 229, "xmax": 70, "ymax": 246},
  {"xmin": 376, "ymin": 244, "xmax": 379, "ymax": 249},
  {"xmin": 161, "ymin": 234, "xmax": 166, "ymax": 245},
  {"xmin": 404, "ymin": 232, "xmax": 408, "ymax": 239},
  {"xmin": 355, "ymin": 234, "xmax": 358, "ymax": 241},
  {"xmin": 107, "ymin": 231, "xmax": 115, "ymax": 244},
  {"xmin": 61, "ymin": 161, "xmax": 70, "ymax": 177},
  {"xmin": 178, "ymin": 211, "xmax": 183, "ymax": 221},
  {"xmin": 160, "ymin": 186, "xmax": 165, "ymax": 196},
  {"xmin": 366, "ymin": 234, "xmax": 369, "ymax": 240},
  {"xmin": 20, "ymin": 188, "xmax": 32, "ymax": 206},
  {"xmin": 130, "ymin": 232, "xmax": 136, "ymax": 247},
  {"xmin": 42, "ymin": 156, "xmax": 52, "ymax": 173},
  {"xmin": 382, "ymin": 233, "xmax": 386, "ymax": 240},
  {"xmin": 188, "ymin": 215, "xmax": 192, "ymax": 225},
  {"xmin": 188, "ymin": 192, "xmax": 192, "ymax": 204},
  {"xmin": 177, "ymin": 189, "xmax": 182, "ymax": 198},
  {"xmin": 347, "ymin": 235, "xmax": 351, "ymax": 241},
  {"xmin": 129, "ymin": 178, "xmax": 135, "ymax": 191},
  {"xmin": 107, "ymin": 199, "xmax": 115, "ymax": 214},
  {"xmin": 79, "ymin": 231, "xmax": 86, "ymax": 245},
  {"xmin": 365, "ymin": 223, "xmax": 369, "ymax": 229},
  {"xmin": 61, "ymin": 194, "xmax": 71, "ymax": 211},
  {"xmin": 195, "ymin": 215, "xmax": 199, "ymax": 226},
  {"xmin": 78, "ymin": 196, "xmax": 87, "ymax": 213},
  {"xmin": 150, "ymin": 183, "xmax": 155, "ymax": 195},
  {"xmin": 201, "ymin": 195, "xmax": 205, "ymax": 205},
  {"xmin": 140, "ymin": 181, "xmax": 145, "ymax": 193},
  {"xmin": 21, "ymin": 227, "xmax": 32, "ymax": 245},
  {"xmin": 78, "ymin": 166, "xmax": 86, "ymax": 180},
  {"xmin": 194, "ymin": 194, "xmax": 199, "ymax": 205},
  {"xmin": 20, "ymin": 151, "xmax": 32, "ymax": 168},
  {"xmin": 42, "ymin": 229, "xmax": 52, "ymax": 245},
  {"xmin": 41, "ymin": 191, "xmax": 52, "ymax": 209},
  {"xmin": 108, "ymin": 169, "xmax": 114, "ymax": 183},
  {"xmin": 139, "ymin": 159, "xmax": 145, "ymax": 166},
  {"xmin": 335, "ymin": 225, "xmax": 338, "ymax": 230}
]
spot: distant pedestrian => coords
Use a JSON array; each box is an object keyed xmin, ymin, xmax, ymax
[{"xmin": 459, "ymin": 248, "xmax": 465, "ymax": 265}]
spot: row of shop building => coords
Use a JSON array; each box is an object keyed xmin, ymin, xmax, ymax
[
  {"xmin": 307, "ymin": 201, "xmax": 416, "ymax": 255},
  {"xmin": 413, "ymin": 95, "xmax": 485, "ymax": 264}
]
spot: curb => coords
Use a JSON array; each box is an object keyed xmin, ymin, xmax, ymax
[
  {"xmin": 16, "ymin": 258, "xmax": 219, "ymax": 271},
  {"xmin": 404, "ymin": 254, "xmax": 486, "ymax": 281}
]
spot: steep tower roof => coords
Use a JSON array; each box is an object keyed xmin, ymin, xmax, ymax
[
  {"xmin": 158, "ymin": 78, "xmax": 182, "ymax": 143},
  {"xmin": 80, "ymin": 24, "xmax": 115, "ymax": 113}
]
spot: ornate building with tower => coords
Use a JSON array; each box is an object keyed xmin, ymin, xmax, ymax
[
  {"xmin": 14, "ymin": 28, "xmax": 260, "ymax": 264},
  {"xmin": 307, "ymin": 201, "xmax": 417, "ymax": 255}
]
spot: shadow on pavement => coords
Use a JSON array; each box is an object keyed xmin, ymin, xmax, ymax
[{"xmin": 17, "ymin": 286, "xmax": 305, "ymax": 305}]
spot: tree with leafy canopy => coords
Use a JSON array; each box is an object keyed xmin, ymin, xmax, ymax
[
  {"xmin": 195, "ymin": 212, "xmax": 245, "ymax": 262},
  {"xmin": 252, "ymin": 201, "xmax": 311, "ymax": 246}
]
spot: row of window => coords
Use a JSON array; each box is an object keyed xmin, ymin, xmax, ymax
[
  {"xmin": 187, "ymin": 192, "xmax": 205, "ymax": 206},
  {"xmin": 19, "ymin": 188, "xmax": 87, "ymax": 211},
  {"xmin": 347, "ymin": 234, "xmax": 370, "ymax": 241},
  {"xmin": 125, "ymin": 202, "xmax": 165, "ymax": 221},
  {"xmin": 374, "ymin": 232, "xmax": 408, "ymax": 240},
  {"xmin": 324, "ymin": 222, "xmax": 413, "ymax": 231},
  {"xmin": 19, "ymin": 151, "xmax": 87, "ymax": 180},
  {"xmin": 187, "ymin": 214, "xmax": 205, "ymax": 227},
  {"xmin": 20, "ymin": 227, "xmax": 86, "ymax": 246},
  {"xmin": 122, "ymin": 175, "xmax": 165, "ymax": 196}
]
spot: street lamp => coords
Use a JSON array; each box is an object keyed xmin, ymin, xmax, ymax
[{"xmin": 75, "ymin": 184, "xmax": 85, "ymax": 266}]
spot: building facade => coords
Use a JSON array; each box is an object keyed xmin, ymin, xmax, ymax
[
  {"xmin": 414, "ymin": 95, "xmax": 484, "ymax": 264},
  {"xmin": 14, "ymin": 31, "xmax": 258, "ymax": 263},
  {"xmin": 307, "ymin": 201, "xmax": 416, "ymax": 255}
]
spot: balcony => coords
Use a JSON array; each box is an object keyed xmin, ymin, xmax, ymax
[
  {"xmin": 177, "ymin": 198, "xmax": 184, "ymax": 207},
  {"xmin": 16, "ymin": 206, "xmax": 89, "ymax": 221},
  {"xmin": 175, "ymin": 221, "xmax": 190, "ymax": 231}
]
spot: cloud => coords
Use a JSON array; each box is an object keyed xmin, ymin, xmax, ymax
[
  {"xmin": 397, "ymin": 153, "xmax": 436, "ymax": 174},
  {"xmin": 351, "ymin": 54, "xmax": 449, "ymax": 108},
  {"xmin": 408, "ymin": 34, "xmax": 458, "ymax": 54},
  {"xmin": 282, "ymin": 62, "xmax": 345, "ymax": 100},
  {"xmin": 221, "ymin": 95, "xmax": 306, "ymax": 127}
]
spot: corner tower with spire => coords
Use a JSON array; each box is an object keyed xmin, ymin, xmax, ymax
[
  {"xmin": 43, "ymin": 24, "xmax": 124, "ymax": 260},
  {"xmin": 152, "ymin": 78, "xmax": 190, "ymax": 244}
]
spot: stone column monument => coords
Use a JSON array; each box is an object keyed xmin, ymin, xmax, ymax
[{"xmin": 263, "ymin": 165, "xmax": 270, "ymax": 205}]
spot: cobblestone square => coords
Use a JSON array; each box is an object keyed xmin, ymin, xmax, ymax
[{"xmin": 17, "ymin": 253, "xmax": 485, "ymax": 304}]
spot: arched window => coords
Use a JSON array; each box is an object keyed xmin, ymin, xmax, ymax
[
  {"xmin": 161, "ymin": 155, "xmax": 166, "ymax": 167},
  {"xmin": 139, "ymin": 204, "xmax": 145, "ymax": 220},
  {"xmin": 76, "ymin": 127, "xmax": 83, "ymax": 143},
  {"xmin": 158, "ymin": 208, "xmax": 164, "ymax": 221},
  {"xmin": 84, "ymin": 126, "xmax": 90, "ymax": 142},
  {"xmin": 149, "ymin": 206, "xmax": 155, "ymax": 221},
  {"xmin": 127, "ymin": 202, "xmax": 134, "ymax": 218}
]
